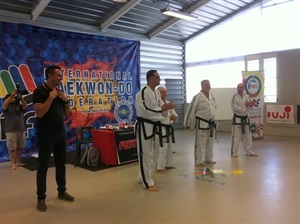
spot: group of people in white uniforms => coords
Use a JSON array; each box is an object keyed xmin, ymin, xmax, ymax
[
  {"xmin": 183, "ymin": 80, "xmax": 257, "ymax": 167},
  {"xmin": 135, "ymin": 72, "xmax": 257, "ymax": 192}
]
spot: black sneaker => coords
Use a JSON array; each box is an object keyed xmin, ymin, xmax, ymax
[
  {"xmin": 37, "ymin": 199, "xmax": 47, "ymax": 212},
  {"xmin": 58, "ymin": 192, "xmax": 75, "ymax": 202}
]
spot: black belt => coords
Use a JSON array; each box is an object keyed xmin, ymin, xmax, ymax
[
  {"xmin": 196, "ymin": 116, "xmax": 216, "ymax": 137},
  {"xmin": 135, "ymin": 117, "xmax": 163, "ymax": 147},
  {"xmin": 233, "ymin": 114, "xmax": 250, "ymax": 134},
  {"xmin": 161, "ymin": 123, "xmax": 175, "ymax": 144}
]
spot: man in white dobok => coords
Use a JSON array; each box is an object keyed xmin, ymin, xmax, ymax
[
  {"xmin": 184, "ymin": 80, "xmax": 217, "ymax": 167},
  {"xmin": 156, "ymin": 85, "xmax": 177, "ymax": 174},
  {"xmin": 231, "ymin": 83, "xmax": 258, "ymax": 157}
]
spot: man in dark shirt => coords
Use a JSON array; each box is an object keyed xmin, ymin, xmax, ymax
[{"xmin": 33, "ymin": 65, "xmax": 74, "ymax": 212}]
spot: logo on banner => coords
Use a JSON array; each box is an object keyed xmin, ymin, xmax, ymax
[
  {"xmin": 0, "ymin": 64, "xmax": 36, "ymax": 97},
  {"xmin": 250, "ymin": 122, "xmax": 257, "ymax": 133},
  {"xmin": 114, "ymin": 101, "xmax": 134, "ymax": 123},
  {"xmin": 118, "ymin": 139, "xmax": 137, "ymax": 151},
  {"xmin": 266, "ymin": 105, "xmax": 294, "ymax": 124},
  {"xmin": 244, "ymin": 74, "xmax": 263, "ymax": 98}
]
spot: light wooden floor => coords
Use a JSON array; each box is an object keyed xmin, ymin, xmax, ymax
[{"xmin": 0, "ymin": 129, "xmax": 299, "ymax": 224}]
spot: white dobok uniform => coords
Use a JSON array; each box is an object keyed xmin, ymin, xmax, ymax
[
  {"xmin": 156, "ymin": 101, "xmax": 177, "ymax": 170},
  {"xmin": 184, "ymin": 91, "xmax": 217, "ymax": 165},
  {"xmin": 135, "ymin": 85, "xmax": 168, "ymax": 189},
  {"xmin": 231, "ymin": 92, "xmax": 255, "ymax": 155}
]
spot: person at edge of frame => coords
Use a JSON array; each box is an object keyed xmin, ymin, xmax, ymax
[{"xmin": 2, "ymin": 89, "xmax": 28, "ymax": 170}]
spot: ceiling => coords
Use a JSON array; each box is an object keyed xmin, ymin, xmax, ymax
[{"xmin": 0, "ymin": 0, "xmax": 263, "ymax": 43}]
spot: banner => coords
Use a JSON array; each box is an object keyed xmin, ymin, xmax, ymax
[
  {"xmin": 242, "ymin": 71, "xmax": 264, "ymax": 139},
  {"xmin": 266, "ymin": 105, "xmax": 294, "ymax": 124},
  {"xmin": 0, "ymin": 22, "xmax": 140, "ymax": 162},
  {"xmin": 114, "ymin": 129, "xmax": 138, "ymax": 164}
]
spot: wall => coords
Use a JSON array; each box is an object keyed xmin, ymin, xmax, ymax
[{"xmin": 140, "ymin": 40, "xmax": 185, "ymax": 129}]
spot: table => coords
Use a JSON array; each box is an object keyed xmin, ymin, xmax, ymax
[{"xmin": 91, "ymin": 128, "xmax": 138, "ymax": 165}]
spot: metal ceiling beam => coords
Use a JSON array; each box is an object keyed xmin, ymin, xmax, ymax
[
  {"xmin": 0, "ymin": 10, "xmax": 148, "ymax": 41},
  {"xmin": 183, "ymin": 0, "xmax": 211, "ymax": 14},
  {"xmin": 148, "ymin": 0, "xmax": 211, "ymax": 39},
  {"xmin": 0, "ymin": 9, "xmax": 30, "ymax": 22},
  {"xmin": 100, "ymin": 0, "xmax": 141, "ymax": 31},
  {"xmin": 31, "ymin": 0, "xmax": 52, "ymax": 21}
]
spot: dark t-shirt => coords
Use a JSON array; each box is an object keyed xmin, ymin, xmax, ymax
[{"xmin": 33, "ymin": 83, "xmax": 66, "ymax": 133}]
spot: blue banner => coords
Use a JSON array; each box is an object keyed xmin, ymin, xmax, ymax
[{"xmin": 0, "ymin": 22, "xmax": 140, "ymax": 162}]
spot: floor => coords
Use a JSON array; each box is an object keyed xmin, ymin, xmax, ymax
[{"xmin": 0, "ymin": 129, "xmax": 299, "ymax": 224}]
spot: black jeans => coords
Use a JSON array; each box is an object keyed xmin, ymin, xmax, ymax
[{"xmin": 36, "ymin": 130, "xmax": 67, "ymax": 200}]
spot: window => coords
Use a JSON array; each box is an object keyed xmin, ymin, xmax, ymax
[
  {"xmin": 186, "ymin": 61, "xmax": 244, "ymax": 102},
  {"xmin": 263, "ymin": 58, "xmax": 277, "ymax": 102},
  {"xmin": 247, "ymin": 60, "xmax": 259, "ymax": 71}
]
